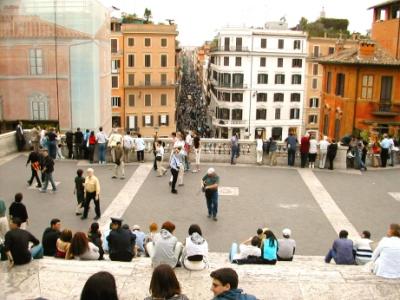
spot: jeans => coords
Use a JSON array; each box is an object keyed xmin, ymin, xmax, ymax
[
  {"xmin": 229, "ymin": 242, "xmax": 239, "ymax": 262},
  {"xmin": 42, "ymin": 172, "xmax": 56, "ymax": 191},
  {"xmin": 171, "ymin": 168, "xmax": 178, "ymax": 191},
  {"xmin": 137, "ymin": 150, "xmax": 144, "ymax": 162},
  {"xmin": 357, "ymin": 154, "xmax": 366, "ymax": 170},
  {"xmin": 31, "ymin": 244, "xmax": 44, "ymax": 259},
  {"xmin": 48, "ymin": 141, "xmax": 57, "ymax": 159},
  {"xmin": 300, "ymin": 152, "xmax": 308, "ymax": 168},
  {"xmin": 83, "ymin": 191, "xmax": 101, "ymax": 218},
  {"xmin": 288, "ymin": 149, "xmax": 296, "ymax": 166},
  {"xmin": 28, "ymin": 168, "xmax": 41, "ymax": 187},
  {"xmin": 231, "ymin": 146, "xmax": 239, "ymax": 164},
  {"xmin": 206, "ymin": 190, "xmax": 218, "ymax": 217},
  {"xmin": 325, "ymin": 249, "xmax": 336, "ymax": 263},
  {"xmin": 98, "ymin": 143, "xmax": 106, "ymax": 163}
]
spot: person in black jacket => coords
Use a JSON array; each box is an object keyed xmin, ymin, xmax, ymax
[
  {"xmin": 9, "ymin": 193, "xmax": 28, "ymax": 229},
  {"xmin": 88, "ymin": 222, "xmax": 104, "ymax": 260},
  {"xmin": 74, "ymin": 128, "xmax": 84, "ymax": 159},
  {"xmin": 26, "ymin": 149, "xmax": 42, "ymax": 188},
  {"xmin": 42, "ymin": 218, "xmax": 61, "ymax": 256},
  {"xmin": 107, "ymin": 217, "xmax": 136, "ymax": 262},
  {"xmin": 327, "ymin": 139, "xmax": 338, "ymax": 170},
  {"xmin": 40, "ymin": 149, "xmax": 57, "ymax": 192},
  {"xmin": 65, "ymin": 130, "xmax": 74, "ymax": 159}
]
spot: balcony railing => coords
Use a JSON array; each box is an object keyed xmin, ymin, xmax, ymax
[
  {"xmin": 210, "ymin": 46, "xmax": 249, "ymax": 52},
  {"xmin": 371, "ymin": 103, "xmax": 399, "ymax": 117},
  {"xmin": 210, "ymin": 80, "xmax": 248, "ymax": 90},
  {"xmin": 125, "ymin": 81, "xmax": 176, "ymax": 88}
]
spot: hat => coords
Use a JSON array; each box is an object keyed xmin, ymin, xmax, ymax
[
  {"xmin": 282, "ymin": 228, "xmax": 291, "ymax": 237},
  {"xmin": 132, "ymin": 224, "xmax": 141, "ymax": 231},
  {"xmin": 207, "ymin": 167, "xmax": 215, "ymax": 174},
  {"xmin": 111, "ymin": 217, "xmax": 123, "ymax": 225}
]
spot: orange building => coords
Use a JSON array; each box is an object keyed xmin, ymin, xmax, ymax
[{"xmin": 317, "ymin": 0, "xmax": 400, "ymax": 139}]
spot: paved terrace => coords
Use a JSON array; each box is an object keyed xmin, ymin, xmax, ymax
[{"xmin": 0, "ymin": 132, "xmax": 400, "ymax": 299}]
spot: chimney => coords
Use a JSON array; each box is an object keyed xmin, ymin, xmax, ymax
[{"xmin": 358, "ymin": 40, "xmax": 376, "ymax": 59}]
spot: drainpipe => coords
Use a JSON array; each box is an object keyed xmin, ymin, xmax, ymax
[{"xmin": 352, "ymin": 67, "xmax": 360, "ymax": 133}]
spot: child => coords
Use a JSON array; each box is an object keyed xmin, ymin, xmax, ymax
[
  {"xmin": 353, "ymin": 230, "xmax": 373, "ymax": 265},
  {"xmin": 74, "ymin": 169, "xmax": 85, "ymax": 216}
]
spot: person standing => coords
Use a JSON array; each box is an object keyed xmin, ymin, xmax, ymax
[
  {"xmin": 169, "ymin": 146, "xmax": 181, "ymax": 194},
  {"xmin": 26, "ymin": 149, "xmax": 42, "ymax": 188},
  {"xmin": 112, "ymin": 142, "xmax": 125, "ymax": 179},
  {"xmin": 256, "ymin": 135, "xmax": 263, "ymax": 165},
  {"xmin": 155, "ymin": 141, "xmax": 167, "ymax": 177},
  {"xmin": 46, "ymin": 128, "xmax": 58, "ymax": 159},
  {"xmin": 300, "ymin": 133, "xmax": 310, "ymax": 168},
  {"xmin": 319, "ymin": 136, "xmax": 330, "ymax": 169},
  {"xmin": 185, "ymin": 131, "xmax": 193, "ymax": 171},
  {"xmin": 135, "ymin": 133, "xmax": 146, "ymax": 162},
  {"xmin": 380, "ymin": 134, "xmax": 391, "ymax": 168},
  {"xmin": 308, "ymin": 135, "xmax": 318, "ymax": 169},
  {"xmin": 81, "ymin": 168, "xmax": 101, "ymax": 220},
  {"xmin": 65, "ymin": 130, "xmax": 74, "ymax": 159},
  {"xmin": 123, "ymin": 130, "xmax": 134, "ymax": 163},
  {"xmin": 268, "ymin": 136, "xmax": 277, "ymax": 166},
  {"xmin": 202, "ymin": 168, "xmax": 219, "ymax": 221},
  {"xmin": 88, "ymin": 131, "xmax": 96, "ymax": 164},
  {"xmin": 9, "ymin": 193, "xmax": 29, "ymax": 230},
  {"xmin": 40, "ymin": 149, "xmax": 57, "ymax": 193},
  {"xmin": 285, "ymin": 132, "xmax": 298, "ymax": 167},
  {"xmin": 388, "ymin": 135, "xmax": 395, "ymax": 166},
  {"xmin": 74, "ymin": 169, "xmax": 85, "ymax": 216},
  {"xmin": 192, "ymin": 131, "xmax": 201, "ymax": 173},
  {"xmin": 230, "ymin": 133, "xmax": 239, "ymax": 165},
  {"xmin": 42, "ymin": 218, "xmax": 61, "ymax": 256},
  {"xmin": 96, "ymin": 127, "xmax": 108, "ymax": 164},
  {"xmin": 327, "ymin": 139, "xmax": 338, "ymax": 170},
  {"xmin": 30, "ymin": 126, "xmax": 40, "ymax": 152},
  {"xmin": 74, "ymin": 128, "xmax": 84, "ymax": 159},
  {"xmin": 83, "ymin": 129, "xmax": 91, "ymax": 159},
  {"xmin": 152, "ymin": 132, "xmax": 159, "ymax": 170},
  {"xmin": 15, "ymin": 121, "xmax": 26, "ymax": 152},
  {"xmin": 108, "ymin": 128, "xmax": 123, "ymax": 163},
  {"xmin": 107, "ymin": 217, "xmax": 136, "ymax": 262}
]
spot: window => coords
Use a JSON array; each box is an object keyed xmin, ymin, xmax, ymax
[
  {"xmin": 312, "ymin": 63, "xmax": 318, "ymax": 75},
  {"xmin": 161, "ymin": 38, "xmax": 167, "ymax": 47},
  {"xmin": 236, "ymin": 37, "xmax": 242, "ymax": 51},
  {"xmin": 292, "ymin": 74, "xmax": 302, "ymax": 84},
  {"xmin": 161, "ymin": 54, "xmax": 168, "ymax": 67},
  {"xmin": 161, "ymin": 74, "xmax": 167, "ymax": 86},
  {"xmin": 278, "ymin": 39, "xmax": 284, "ymax": 49},
  {"xmin": 292, "ymin": 59, "xmax": 302, "ymax": 68},
  {"xmin": 112, "ymin": 116, "xmax": 121, "ymax": 128},
  {"xmin": 128, "ymin": 38, "xmax": 134, "ymax": 46},
  {"xmin": 145, "ymin": 74, "xmax": 151, "ymax": 86},
  {"xmin": 261, "ymin": 38, "xmax": 267, "ymax": 49},
  {"xmin": 328, "ymin": 47, "xmax": 335, "ymax": 55},
  {"xmin": 257, "ymin": 74, "xmax": 268, "ymax": 84},
  {"xmin": 112, "ymin": 76, "xmax": 118, "ymax": 88},
  {"xmin": 224, "ymin": 37, "xmax": 230, "ymax": 51},
  {"xmin": 145, "ymin": 54, "xmax": 151, "ymax": 67},
  {"xmin": 313, "ymin": 45, "xmax": 320, "ymax": 57},
  {"xmin": 145, "ymin": 38, "xmax": 151, "ymax": 47},
  {"xmin": 274, "ymin": 93, "xmax": 284, "ymax": 102},
  {"xmin": 272, "ymin": 127, "xmax": 283, "ymax": 140},
  {"xmin": 220, "ymin": 73, "xmax": 231, "ymax": 87},
  {"xmin": 111, "ymin": 59, "xmax": 120, "ymax": 73},
  {"xmin": 30, "ymin": 94, "xmax": 48, "ymax": 120},
  {"xmin": 29, "ymin": 49, "xmax": 43, "ymax": 75},
  {"xmin": 294, "ymin": 40, "xmax": 301, "ymax": 49},
  {"xmin": 312, "ymin": 78, "xmax": 318, "ymax": 89},
  {"xmin": 232, "ymin": 93, "xmax": 243, "ymax": 102},
  {"xmin": 380, "ymin": 76, "xmax": 393, "ymax": 102},
  {"xmin": 309, "ymin": 115, "xmax": 318, "ymax": 124},
  {"xmin": 128, "ymin": 74, "xmax": 135, "ymax": 86},
  {"xmin": 290, "ymin": 93, "xmax": 300, "ymax": 102},
  {"xmin": 361, "ymin": 75, "xmax": 374, "ymax": 99},
  {"xmin": 224, "ymin": 57, "xmax": 229, "ymax": 66},
  {"xmin": 128, "ymin": 95, "xmax": 135, "ymax": 106},
  {"xmin": 260, "ymin": 57, "xmax": 266, "ymax": 67},
  {"xmin": 145, "ymin": 94, "xmax": 152, "ymax": 106},
  {"xmin": 275, "ymin": 108, "xmax": 281, "ymax": 120},
  {"xmin": 309, "ymin": 97, "xmax": 319, "ymax": 108},
  {"xmin": 235, "ymin": 57, "xmax": 242, "ymax": 67},
  {"xmin": 128, "ymin": 115, "xmax": 137, "ymax": 129},
  {"xmin": 143, "ymin": 115, "xmax": 153, "ymax": 126},
  {"xmin": 218, "ymin": 108, "xmax": 230, "ymax": 120},
  {"xmin": 161, "ymin": 94, "xmax": 167, "ymax": 106},
  {"xmin": 256, "ymin": 109, "xmax": 267, "ymax": 120},
  {"xmin": 111, "ymin": 39, "xmax": 118, "ymax": 53},
  {"xmin": 326, "ymin": 71, "xmax": 332, "ymax": 94},
  {"xmin": 232, "ymin": 73, "xmax": 244, "ymax": 87},
  {"xmin": 111, "ymin": 96, "xmax": 121, "ymax": 107},
  {"xmin": 159, "ymin": 114, "xmax": 169, "ymax": 126},
  {"xmin": 221, "ymin": 92, "xmax": 230, "ymax": 102},
  {"xmin": 257, "ymin": 93, "xmax": 267, "ymax": 102},
  {"xmin": 128, "ymin": 54, "xmax": 135, "ymax": 67},
  {"xmin": 290, "ymin": 108, "xmax": 300, "ymax": 119},
  {"xmin": 335, "ymin": 73, "xmax": 345, "ymax": 97},
  {"xmin": 232, "ymin": 109, "xmax": 243, "ymax": 120},
  {"xmin": 275, "ymin": 74, "xmax": 285, "ymax": 84},
  {"xmin": 277, "ymin": 58, "xmax": 283, "ymax": 67}
]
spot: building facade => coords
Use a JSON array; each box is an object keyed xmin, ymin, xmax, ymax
[
  {"xmin": 208, "ymin": 24, "xmax": 307, "ymax": 141},
  {"xmin": 0, "ymin": 0, "xmax": 111, "ymax": 132}
]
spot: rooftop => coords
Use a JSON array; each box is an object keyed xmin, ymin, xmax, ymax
[{"xmin": 368, "ymin": 0, "xmax": 400, "ymax": 10}]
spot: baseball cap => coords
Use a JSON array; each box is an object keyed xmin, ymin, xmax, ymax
[
  {"xmin": 282, "ymin": 228, "xmax": 291, "ymax": 237},
  {"xmin": 207, "ymin": 168, "xmax": 215, "ymax": 174}
]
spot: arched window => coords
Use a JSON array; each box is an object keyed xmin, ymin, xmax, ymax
[{"xmin": 29, "ymin": 93, "xmax": 48, "ymax": 120}]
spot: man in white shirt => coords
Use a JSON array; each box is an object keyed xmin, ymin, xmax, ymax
[
  {"xmin": 319, "ymin": 136, "xmax": 330, "ymax": 169},
  {"xmin": 135, "ymin": 134, "xmax": 146, "ymax": 162},
  {"xmin": 123, "ymin": 131, "xmax": 134, "ymax": 163},
  {"xmin": 96, "ymin": 127, "xmax": 108, "ymax": 164},
  {"xmin": 229, "ymin": 236, "xmax": 261, "ymax": 262}
]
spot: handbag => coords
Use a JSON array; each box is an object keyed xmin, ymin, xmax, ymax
[{"xmin": 32, "ymin": 161, "xmax": 40, "ymax": 171}]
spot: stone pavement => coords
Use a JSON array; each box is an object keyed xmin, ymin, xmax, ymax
[{"xmin": 1, "ymin": 254, "xmax": 400, "ymax": 300}]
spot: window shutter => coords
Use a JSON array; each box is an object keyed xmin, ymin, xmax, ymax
[
  {"xmin": 142, "ymin": 116, "xmax": 145, "ymax": 127},
  {"xmin": 150, "ymin": 116, "xmax": 153, "ymax": 126},
  {"xmin": 126, "ymin": 116, "xmax": 129, "ymax": 129},
  {"xmin": 135, "ymin": 116, "xmax": 138, "ymax": 130},
  {"xmin": 166, "ymin": 115, "xmax": 169, "ymax": 126},
  {"xmin": 158, "ymin": 115, "xmax": 161, "ymax": 126}
]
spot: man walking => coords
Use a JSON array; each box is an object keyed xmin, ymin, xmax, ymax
[
  {"xmin": 26, "ymin": 148, "xmax": 42, "ymax": 188},
  {"xmin": 285, "ymin": 132, "xmax": 298, "ymax": 166},
  {"xmin": 169, "ymin": 146, "xmax": 181, "ymax": 194},
  {"xmin": 202, "ymin": 168, "xmax": 219, "ymax": 221},
  {"xmin": 40, "ymin": 149, "xmax": 57, "ymax": 193},
  {"xmin": 81, "ymin": 168, "xmax": 101, "ymax": 220}
]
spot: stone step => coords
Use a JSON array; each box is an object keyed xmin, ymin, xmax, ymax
[{"xmin": 1, "ymin": 253, "xmax": 399, "ymax": 300}]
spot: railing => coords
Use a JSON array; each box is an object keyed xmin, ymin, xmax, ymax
[
  {"xmin": 125, "ymin": 81, "xmax": 176, "ymax": 88},
  {"xmin": 211, "ymin": 81, "xmax": 248, "ymax": 90},
  {"xmin": 210, "ymin": 46, "xmax": 249, "ymax": 52}
]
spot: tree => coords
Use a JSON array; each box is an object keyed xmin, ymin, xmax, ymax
[
  {"xmin": 299, "ymin": 17, "xmax": 308, "ymax": 31},
  {"xmin": 121, "ymin": 13, "xmax": 138, "ymax": 24},
  {"xmin": 144, "ymin": 8, "xmax": 152, "ymax": 23}
]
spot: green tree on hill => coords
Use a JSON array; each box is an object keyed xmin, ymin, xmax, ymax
[{"xmin": 144, "ymin": 8, "xmax": 152, "ymax": 23}]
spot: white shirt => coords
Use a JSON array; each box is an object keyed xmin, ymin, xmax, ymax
[
  {"xmin": 184, "ymin": 235, "xmax": 208, "ymax": 257},
  {"xmin": 256, "ymin": 139, "xmax": 263, "ymax": 151},
  {"xmin": 319, "ymin": 140, "xmax": 330, "ymax": 151},
  {"xmin": 123, "ymin": 135, "xmax": 134, "ymax": 149},
  {"xmin": 309, "ymin": 139, "xmax": 318, "ymax": 154},
  {"xmin": 96, "ymin": 131, "xmax": 108, "ymax": 144},
  {"xmin": 233, "ymin": 244, "xmax": 261, "ymax": 260},
  {"xmin": 156, "ymin": 146, "xmax": 164, "ymax": 158},
  {"xmin": 135, "ymin": 138, "xmax": 145, "ymax": 151},
  {"xmin": 372, "ymin": 236, "xmax": 400, "ymax": 278},
  {"xmin": 185, "ymin": 134, "xmax": 193, "ymax": 146},
  {"xmin": 0, "ymin": 216, "xmax": 9, "ymax": 242}
]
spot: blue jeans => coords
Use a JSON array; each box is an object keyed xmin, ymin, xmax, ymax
[
  {"xmin": 288, "ymin": 149, "xmax": 296, "ymax": 166},
  {"xmin": 98, "ymin": 143, "xmax": 106, "ymax": 163},
  {"xmin": 325, "ymin": 249, "xmax": 336, "ymax": 263},
  {"xmin": 231, "ymin": 146, "xmax": 239, "ymax": 163},
  {"xmin": 42, "ymin": 172, "xmax": 56, "ymax": 191},
  {"xmin": 48, "ymin": 141, "xmax": 57, "ymax": 159},
  {"xmin": 31, "ymin": 244, "xmax": 44, "ymax": 259},
  {"xmin": 206, "ymin": 190, "xmax": 218, "ymax": 217},
  {"xmin": 229, "ymin": 242, "xmax": 239, "ymax": 262}
]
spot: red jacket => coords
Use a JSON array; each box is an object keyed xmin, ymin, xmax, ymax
[{"xmin": 300, "ymin": 136, "xmax": 310, "ymax": 153}]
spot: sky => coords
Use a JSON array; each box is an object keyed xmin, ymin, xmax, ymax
[{"xmin": 100, "ymin": 0, "xmax": 380, "ymax": 46}]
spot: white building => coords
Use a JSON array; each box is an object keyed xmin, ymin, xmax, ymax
[{"xmin": 207, "ymin": 23, "xmax": 307, "ymax": 141}]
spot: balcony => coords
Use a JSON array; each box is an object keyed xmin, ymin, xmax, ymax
[
  {"xmin": 210, "ymin": 46, "xmax": 249, "ymax": 52},
  {"xmin": 212, "ymin": 117, "xmax": 247, "ymax": 127},
  {"xmin": 371, "ymin": 103, "xmax": 400, "ymax": 117},
  {"xmin": 210, "ymin": 80, "xmax": 248, "ymax": 90},
  {"xmin": 125, "ymin": 81, "xmax": 177, "ymax": 89}
]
